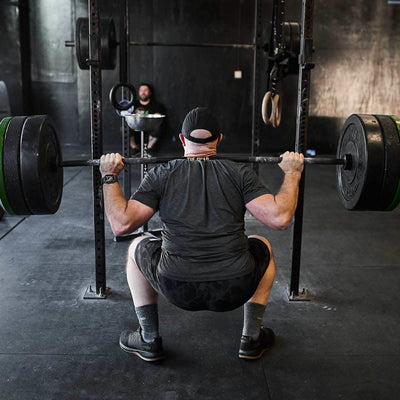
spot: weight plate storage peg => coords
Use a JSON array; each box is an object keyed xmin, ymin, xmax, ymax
[
  {"xmin": 0, "ymin": 117, "xmax": 13, "ymax": 213},
  {"xmin": 336, "ymin": 114, "xmax": 386, "ymax": 210},
  {"xmin": 2, "ymin": 116, "xmax": 32, "ymax": 215},
  {"xmin": 20, "ymin": 115, "xmax": 63, "ymax": 214}
]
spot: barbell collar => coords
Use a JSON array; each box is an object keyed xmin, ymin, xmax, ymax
[{"xmin": 60, "ymin": 155, "xmax": 349, "ymax": 168}]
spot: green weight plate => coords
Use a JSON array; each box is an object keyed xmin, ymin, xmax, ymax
[
  {"xmin": 20, "ymin": 115, "xmax": 63, "ymax": 214},
  {"xmin": 374, "ymin": 115, "xmax": 400, "ymax": 210},
  {"xmin": 337, "ymin": 114, "xmax": 385, "ymax": 210},
  {"xmin": 3, "ymin": 116, "xmax": 31, "ymax": 215},
  {"xmin": 0, "ymin": 117, "xmax": 12, "ymax": 213},
  {"xmin": 386, "ymin": 115, "xmax": 400, "ymax": 210}
]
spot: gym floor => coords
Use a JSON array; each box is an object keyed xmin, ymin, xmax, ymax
[{"xmin": 0, "ymin": 157, "xmax": 399, "ymax": 400}]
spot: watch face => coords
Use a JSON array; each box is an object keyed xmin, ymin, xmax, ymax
[{"xmin": 103, "ymin": 175, "xmax": 117, "ymax": 184}]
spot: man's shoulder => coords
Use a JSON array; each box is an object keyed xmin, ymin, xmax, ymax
[
  {"xmin": 151, "ymin": 158, "xmax": 185, "ymax": 174},
  {"xmin": 214, "ymin": 158, "xmax": 250, "ymax": 173}
]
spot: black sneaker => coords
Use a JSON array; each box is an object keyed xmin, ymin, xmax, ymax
[
  {"xmin": 239, "ymin": 327, "xmax": 275, "ymax": 359},
  {"xmin": 119, "ymin": 327, "xmax": 165, "ymax": 362}
]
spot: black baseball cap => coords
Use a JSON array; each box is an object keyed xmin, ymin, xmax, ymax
[{"xmin": 181, "ymin": 107, "xmax": 221, "ymax": 143}]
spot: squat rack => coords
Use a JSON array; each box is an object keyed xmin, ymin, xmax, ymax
[{"xmin": 84, "ymin": 0, "xmax": 315, "ymax": 301}]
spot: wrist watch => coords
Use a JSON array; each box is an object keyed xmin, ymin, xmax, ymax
[{"xmin": 101, "ymin": 174, "xmax": 118, "ymax": 184}]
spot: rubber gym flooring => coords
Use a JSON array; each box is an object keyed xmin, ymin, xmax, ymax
[{"xmin": 0, "ymin": 154, "xmax": 399, "ymax": 400}]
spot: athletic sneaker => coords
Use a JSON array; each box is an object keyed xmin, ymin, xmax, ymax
[
  {"xmin": 119, "ymin": 327, "xmax": 165, "ymax": 362},
  {"xmin": 238, "ymin": 327, "xmax": 275, "ymax": 359}
]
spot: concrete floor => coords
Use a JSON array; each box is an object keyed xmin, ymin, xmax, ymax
[{"xmin": 0, "ymin": 161, "xmax": 399, "ymax": 400}]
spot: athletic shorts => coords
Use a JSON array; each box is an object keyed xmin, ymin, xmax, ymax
[{"xmin": 134, "ymin": 237, "xmax": 270, "ymax": 312}]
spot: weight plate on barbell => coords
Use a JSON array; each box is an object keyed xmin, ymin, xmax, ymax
[
  {"xmin": 336, "ymin": 114, "xmax": 385, "ymax": 210},
  {"xmin": 0, "ymin": 117, "xmax": 13, "ymax": 214},
  {"xmin": 20, "ymin": 115, "xmax": 63, "ymax": 214},
  {"xmin": 3, "ymin": 116, "xmax": 31, "ymax": 215},
  {"xmin": 386, "ymin": 115, "xmax": 400, "ymax": 211},
  {"xmin": 374, "ymin": 115, "xmax": 400, "ymax": 211}
]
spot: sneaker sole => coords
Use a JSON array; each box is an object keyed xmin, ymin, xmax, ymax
[{"xmin": 119, "ymin": 340, "xmax": 165, "ymax": 362}]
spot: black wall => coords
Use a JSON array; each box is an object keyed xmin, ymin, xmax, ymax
[
  {"xmin": 2, "ymin": 0, "xmax": 400, "ymax": 156},
  {"xmin": 0, "ymin": 2, "xmax": 24, "ymax": 115}
]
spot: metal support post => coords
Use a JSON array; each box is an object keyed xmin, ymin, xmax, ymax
[
  {"xmin": 120, "ymin": 0, "xmax": 132, "ymax": 199},
  {"xmin": 288, "ymin": 0, "xmax": 315, "ymax": 301},
  {"xmin": 84, "ymin": 0, "xmax": 109, "ymax": 299},
  {"xmin": 251, "ymin": 0, "xmax": 263, "ymax": 160}
]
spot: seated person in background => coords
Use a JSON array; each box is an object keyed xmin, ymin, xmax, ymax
[{"xmin": 130, "ymin": 83, "xmax": 166, "ymax": 154}]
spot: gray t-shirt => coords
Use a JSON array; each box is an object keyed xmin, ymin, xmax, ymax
[{"xmin": 131, "ymin": 158, "xmax": 270, "ymax": 281}]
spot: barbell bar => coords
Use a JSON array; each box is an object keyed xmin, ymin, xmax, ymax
[
  {"xmin": 0, "ymin": 113, "xmax": 399, "ymax": 216},
  {"xmin": 60, "ymin": 155, "xmax": 348, "ymax": 168}
]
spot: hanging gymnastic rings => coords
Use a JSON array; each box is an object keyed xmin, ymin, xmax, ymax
[{"xmin": 261, "ymin": 91, "xmax": 282, "ymax": 128}]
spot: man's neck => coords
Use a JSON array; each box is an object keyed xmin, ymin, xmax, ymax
[
  {"xmin": 184, "ymin": 148, "xmax": 217, "ymax": 157},
  {"xmin": 140, "ymin": 99, "xmax": 150, "ymax": 106}
]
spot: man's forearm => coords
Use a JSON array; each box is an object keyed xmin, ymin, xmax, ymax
[
  {"xmin": 102, "ymin": 182, "xmax": 129, "ymax": 231},
  {"xmin": 274, "ymin": 172, "xmax": 302, "ymax": 224}
]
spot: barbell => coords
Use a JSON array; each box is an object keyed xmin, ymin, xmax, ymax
[{"xmin": 0, "ymin": 114, "xmax": 399, "ymax": 216}]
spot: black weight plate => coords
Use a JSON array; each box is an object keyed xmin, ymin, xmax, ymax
[
  {"xmin": 3, "ymin": 116, "xmax": 31, "ymax": 215},
  {"xmin": 76, "ymin": 18, "xmax": 89, "ymax": 70},
  {"xmin": 289, "ymin": 22, "xmax": 301, "ymax": 55},
  {"xmin": 283, "ymin": 22, "xmax": 300, "ymax": 55},
  {"xmin": 337, "ymin": 114, "xmax": 385, "ymax": 210},
  {"xmin": 386, "ymin": 115, "xmax": 400, "ymax": 210},
  {"xmin": 76, "ymin": 18, "xmax": 116, "ymax": 70},
  {"xmin": 20, "ymin": 115, "xmax": 63, "ymax": 214},
  {"xmin": 0, "ymin": 117, "xmax": 13, "ymax": 214},
  {"xmin": 374, "ymin": 115, "xmax": 400, "ymax": 210},
  {"xmin": 101, "ymin": 18, "xmax": 117, "ymax": 69},
  {"xmin": 283, "ymin": 22, "xmax": 300, "ymax": 74}
]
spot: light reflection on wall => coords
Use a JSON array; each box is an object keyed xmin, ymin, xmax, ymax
[
  {"xmin": 310, "ymin": 0, "xmax": 400, "ymax": 119},
  {"xmin": 30, "ymin": 0, "xmax": 75, "ymax": 82}
]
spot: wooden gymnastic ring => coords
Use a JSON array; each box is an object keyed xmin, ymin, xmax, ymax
[
  {"xmin": 272, "ymin": 94, "xmax": 282, "ymax": 128},
  {"xmin": 261, "ymin": 91, "xmax": 273, "ymax": 125}
]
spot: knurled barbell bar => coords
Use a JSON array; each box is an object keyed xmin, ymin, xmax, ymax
[{"xmin": 0, "ymin": 113, "xmax": 399, "ymax": 216}]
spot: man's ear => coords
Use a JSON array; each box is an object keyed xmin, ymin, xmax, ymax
[
  {"xmin": 217, "ymin": 133, "xmax": 223, "ymax": 144},
  {"xmin": 179, "ymin": 133, "xmax": 186, "ymax": 146}
]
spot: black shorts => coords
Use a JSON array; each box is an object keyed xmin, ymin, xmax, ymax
[{"xmin": 134, "ymin": 237, "xmax": 270, "ymax": 312}]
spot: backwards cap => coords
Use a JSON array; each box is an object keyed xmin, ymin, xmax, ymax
[{"xmin": 181, "ymin": 107, "xmax": 220, "ymax": 143}]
